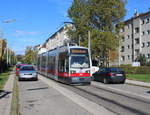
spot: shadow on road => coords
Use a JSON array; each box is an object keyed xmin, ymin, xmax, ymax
[
  {"xmin": 147, "ymin": 91, "xmax": 150, "ymax": 94},
  {"xmin": 27, "ymin": 87, "xmax": 49, "ymax": 91},
  {"xmin": 0, "ymin": 90, "xmax": 12, "ymax": 99}
]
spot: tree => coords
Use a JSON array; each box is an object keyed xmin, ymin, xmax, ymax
[
  {"xmin": 68, "ymin": 0, "xmax": 126, "ymax": 66},
  {"xmin": 24, "ymin": 46, "xmax": 35, "ymax": 64},
  {"xmin": 136, "ymin": 54, "xmax": 147, "ymax": 66},
  {"xmin": 16, "ymin": 55, "xmax": 24, "ymax": 63}
]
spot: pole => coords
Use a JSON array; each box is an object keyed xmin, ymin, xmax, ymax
[
  {"xmin": 6, "ymin": 45, "xmax": 8, "ymax": 65},
  {"xmin": 88, "ymin": 31, "xmax": 91, "ymax": 55},
  {"xmin": 79, "ymin": 35, "xmax": 81, "ymax": 46}
]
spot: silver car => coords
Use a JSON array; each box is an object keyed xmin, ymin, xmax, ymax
[{"xmin": 18, "ymin": 65, "xmax": 38, "ymax": 81}]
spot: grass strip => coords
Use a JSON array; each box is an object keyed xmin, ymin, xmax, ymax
[
  {"xmin": 10, "ymin": 76, "xmax": 20, "ymax": 115},
  {"xmin": 127, "ymin": 74, "xmax": 150, "ymax": 82},
  {"xmin": 0, "ymin": 67, "xmax": 13, "ymax": 90}
]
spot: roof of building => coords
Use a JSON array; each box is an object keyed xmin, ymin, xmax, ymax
[{"xmin": 124, "ymin": 10, "xmax": 150, "ymax": 24}]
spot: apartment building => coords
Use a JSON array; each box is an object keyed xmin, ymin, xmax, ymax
[
  {"xmin": 43, "ymin": 23, "xmax": 73, "ymax": 51},
  {"xmin": 119, "ymin": 10, "xmax": 150, "ymax": 65}
]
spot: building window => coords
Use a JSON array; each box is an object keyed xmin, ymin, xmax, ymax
[
  {"xmin": 127, "ymin": 35, "xmax": 130, "ymax": 39},
  {"xmin": 146, "ymin": 18, "xmax": 150, "ymax": 23},
  {"xmin": 142, "ymin": 43, "xmax": 145, "ymax": 48},
  {"xmin": 122, "ymin": 36, "xmax": 125, "ymax": 42},
  {"xmin": 121, "ymin": 46, "xmax": 125, "ymax": 52},
  {"xmin": 147, "ymin": 54, "xmax": 150, "ymax": 59},
  {"xmin": 142, "ymin": 31, "xmax": 145, "ymax": 36},
  {"xmin": 147, "ymin": 30, "xmax": 150, "ymax": 35},
  {"xmin": 135, "ymin": 38, "xmax": 140, "ymax": 44},
  {"xmin": 135, "ymin": 27, "xmax": 139, "ymax": 34},
  {"xmin": 121, "ymin": 56, "xmax": 125, "ymax": 61},
  {"xmin": 142, "ymin": 20, "xmax": 145, "ymax": 25},
  {"xmin": 127, "ymin": 55, "xmax": 130, "ymax": 60},
  {"xmin": 135, "ymin": 49, "xmax": 140, "ymax": 56},
  {"xmin": 147, "ymin": 42, "xmax": 150, "ymax": 47},
  {"xmin": 127, "ymin": 45, "xmax": 130, "ymax": 49}
]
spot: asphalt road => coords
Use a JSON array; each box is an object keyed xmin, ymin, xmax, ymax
[{"xmin": 19, "ymin": 75, "xmax": 150, "ymax": 115}]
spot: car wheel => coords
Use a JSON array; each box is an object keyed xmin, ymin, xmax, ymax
[
  {"xmin": 120, "ymin": 80, "xmax": 125, "ymax": 84},
  {"xmin": 18, "ymin": 78, "xmax": 21, "ymax": 81},
  {"xmin": 103, "ymin": 78, "xmax": 109, "ymax": 84},
  {"xmin": 34, "ymin": 77, "xmax": 38, "ymax": 81}
]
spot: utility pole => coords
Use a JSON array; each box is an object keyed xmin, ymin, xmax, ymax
[
  {"xmin": 2, "ymin": 19, "xmax": 16, "ymax": 66},
  {"xmin": 88, "ymin": 31, "xmax": 91, "ymax": 55}
]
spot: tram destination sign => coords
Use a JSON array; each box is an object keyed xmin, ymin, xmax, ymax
[{"xmin": 70, "ymin": 49, "xmax": 88, "ymax": 54}]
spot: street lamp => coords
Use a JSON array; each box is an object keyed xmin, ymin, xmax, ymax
[{"xmin": 1, "ymin": 19, "xmax": 16, "ymax": 65}]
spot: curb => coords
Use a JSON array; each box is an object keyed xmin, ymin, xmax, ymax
[
  {"xmin": 0, "ymin": 71, "xmax": 15, "ymax": 115},
  {"xmin": 126, "ymin": 79, "xmax": 150, "ymax": 88}
]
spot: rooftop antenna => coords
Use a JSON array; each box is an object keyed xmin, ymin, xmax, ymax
[{"xmin": 134, "ymin": 9, "xmax": 139, "ymax": 17}]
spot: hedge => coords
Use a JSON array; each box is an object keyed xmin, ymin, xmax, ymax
[{"xmin": 120, "ymin": 66, "xmax": 150, "ymax": 74}]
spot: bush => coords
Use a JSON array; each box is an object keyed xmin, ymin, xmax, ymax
[{"xmin": 120, "ymin": 66, "xmax": 150, "ymax": 74}]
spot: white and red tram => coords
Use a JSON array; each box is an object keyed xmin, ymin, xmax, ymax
[{"xmin": 37, "ymin": 44, "xmax": 92, "ymax": 84}]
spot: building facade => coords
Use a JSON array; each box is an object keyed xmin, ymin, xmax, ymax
[
  {"xmin": 44, "ymin": 23, "xmax": 73, "ymax": 51},
  {"xmin": 119, "ymin": 11, "xmax": 150, "ymax": 65}
]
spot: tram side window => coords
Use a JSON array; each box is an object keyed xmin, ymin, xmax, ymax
[
  {"xmin": 65, "ymin": 57, "xmax": 69, "ymax": 72},
  {"xmin": 58, "ymin": 53, "xmax": 66, "ymax": 72},
  {"xmin": 42, "ymin": 55, "xmax": 46, "ymax": 68}
]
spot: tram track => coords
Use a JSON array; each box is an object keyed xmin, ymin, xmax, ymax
[
  {"xmin": 40, "ymin": 75, "xmax": 150, "ymax": 115},
  {"xmin": 58, "ymin": 82, "xmax": 150, "ymax": 115}
]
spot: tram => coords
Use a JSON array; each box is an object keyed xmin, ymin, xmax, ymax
[{"xmin": 37, "ymin": 44, "xmax": 92, "ymax": 84}]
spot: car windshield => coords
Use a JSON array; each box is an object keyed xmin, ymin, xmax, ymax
[
  {"xmin": 70, "ymin": 55, "xmax": 90, "ymax": 68},
  {"xmin": 20, "ymin": 66, "xmax": 35, "ymax": 71}
]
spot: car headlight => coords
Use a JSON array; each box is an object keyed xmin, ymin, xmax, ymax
[{"xmin": 33, "ymin": 73, "xmax": 37, "ymax": 76}]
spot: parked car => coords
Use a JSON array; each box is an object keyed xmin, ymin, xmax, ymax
[
  {"xmin": 93, "ymin": 67, "xmax": 126, "ymax": 84},
  {"xmin": 18, "ymin": 65, "xmax": 38, "ymax": 81},
  {"xmin": 16, "ymin": 64, "xmax": 27, "ymax": 76}
]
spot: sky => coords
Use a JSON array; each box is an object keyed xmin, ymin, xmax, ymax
[{"xmin": 0, "ymin": 0, "xmax": 150, "ymax": 55}]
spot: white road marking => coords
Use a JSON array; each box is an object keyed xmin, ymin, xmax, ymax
[
  {"xmin": 92, "ymin": 82, "xmax": 150, "ymax": 100},
  {"xmin": 39, "ymin": 75, "xmax": 115, "ymax": 115}
]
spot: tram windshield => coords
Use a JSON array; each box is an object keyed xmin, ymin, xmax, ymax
[{"xmin": 70, "ymin": 55, "xmax": 90, "ymax": 68}]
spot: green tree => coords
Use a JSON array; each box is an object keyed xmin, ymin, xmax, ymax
[
  {"xmin": 24, "ymin": 46, "xmax": 35, "ymax": 64},
  {"xmin": 68, "ymin": 0, "xmax": 126, "ymax": 66},
  {"xmin": 136, "ymin": 54, "xmax": 147, "ymax": 66}
]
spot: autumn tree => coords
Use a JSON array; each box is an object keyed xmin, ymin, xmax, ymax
[
  {"xmin": 68, "ymin": 0, "xmax": 126, "ymax": 66},
  {"xmin": 24, "ymin": 46, "xmax": 36, "ymax": 64}
]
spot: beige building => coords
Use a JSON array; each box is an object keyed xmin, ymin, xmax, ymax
[
  {"xmin": 43, "ymin": 23, "xmax": 73, "ymax": 51},
  {"xmin": 119, "ymin": 10, "xmax": 150, "ymax": 65}
]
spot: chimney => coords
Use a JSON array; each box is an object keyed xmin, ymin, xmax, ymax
[{"xmin": 134, "ymin": 9, "xmax": 139, "ymax": 17}]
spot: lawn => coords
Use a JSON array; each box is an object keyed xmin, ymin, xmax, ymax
[
  {"xmin": 0, "ymin": 72, "xmax": 10, "ymax": 90},
  {"xmin": 127, "ymin": 74, "xmax": 150, "ymax": 82},
  {"xmin": 0, "ymin": 68, "xmax": 12, "ymax": 90}
]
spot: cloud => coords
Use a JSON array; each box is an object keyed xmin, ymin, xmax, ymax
[{"xmin": 13, "ymin": 30, "xmax": 39, "ymax": 36}]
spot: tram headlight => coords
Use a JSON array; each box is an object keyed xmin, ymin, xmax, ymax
[
  {"xmin": 70, "ymin": 70, "xmax": 76, "ymax": 74},
  {"xmin": 86, "ymin": 70, "xmax": 90, "ymax": 73}
]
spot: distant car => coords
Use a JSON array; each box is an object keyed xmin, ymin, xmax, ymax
[
  {"xmin": 93, "ymin": 67, "xmax": 126, "ymax": 84},
  {"xmin": 16, "ymin": 64, "xmax": 27, "ymax": 76},
  {"xmin": 18, "ymin": 65, "xmax": 38, "ymax": 81}
]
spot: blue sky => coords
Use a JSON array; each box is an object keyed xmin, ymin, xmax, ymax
[{"xmin": 0, "ymin": 0, "xmax": 150, "ymax": 55}]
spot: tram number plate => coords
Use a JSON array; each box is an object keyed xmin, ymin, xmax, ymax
[{"xmin": 79, "ymin": 78, "xmax": 84, "ymax": 81}]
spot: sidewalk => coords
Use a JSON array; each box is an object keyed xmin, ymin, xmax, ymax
[
  {"xmin": 126, "ymin": 79, "xmax": 150, "ymax": 87},
  {"xmin": 0, "ymin": 71, "xmax": 15, "ymax": 115}
]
